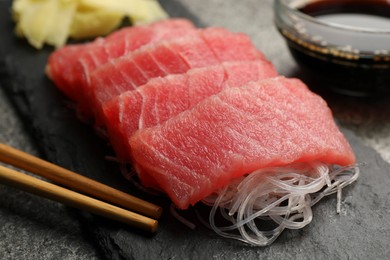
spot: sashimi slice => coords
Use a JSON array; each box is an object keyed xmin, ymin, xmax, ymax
[
  {"xmin": 91, "ymin": 27, "xmax": 266, "ymax": 121},
  {"xmin": 46, "ymin": 18, "xmax": 195, "ymax": 115},
  {"xmin": 76, "ymin": 18, "xmax": 196, "ymax": 88},
  {"xmin": 103, "ymin": 60, "xmax": 278, "ymax": 160},
  {"xmin": 129, "ymin": 77, "xmax": 356, "ymax": 209},
  {"xmin": 45, "ymin": 43, "xmax": 94, "ymax": 99}
]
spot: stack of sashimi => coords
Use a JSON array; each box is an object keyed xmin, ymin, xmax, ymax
[{"xmin": 46, "ymin": 18, "xmax": 358, "ymax": 245}]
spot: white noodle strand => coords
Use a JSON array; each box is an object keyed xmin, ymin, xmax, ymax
[
  {"xmin": 202, "ymin": 162, "xmax": 360, "ymax": 246},
  {"xmin": 170, "ymin": 204, "xmax": 196, "ymax": 230},
  {"xmin": 119, "ymin": 164, "xmax": 166, "ymax": 197}
]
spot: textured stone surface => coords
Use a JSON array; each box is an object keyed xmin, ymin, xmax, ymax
[
  {"xmin": 1, "ymin": 0, "xmax": 390, "ymax": 259},
  {"xmin": 0, "ymin": 87, "xmax": 100, "ymax": 260}
]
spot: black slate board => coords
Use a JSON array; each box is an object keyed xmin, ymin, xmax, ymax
[{"xmin": 1, "ymin": 0, "xmax": 390, "ymax": 259}]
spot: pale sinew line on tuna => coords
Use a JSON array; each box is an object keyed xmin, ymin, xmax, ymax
[
  {"xmin": 89, "ymin": 27, "xmax": 266, "ymax": 124},
  {"xmin": 130, "ymin": 77, "xmax": 356, "ymax": 209},
  {"xmin": 46, "ymin": 19, "xmax": 197, "ymax": 116},
  {"xmin": 102, "ymin": 60, "xmax": 278, "ymax": 160},
  {"xmin": 46, "ymin": 18, "xmax": 360, "ymax": 246}
]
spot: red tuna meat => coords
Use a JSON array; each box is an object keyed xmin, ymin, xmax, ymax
[
  {"xmin": 46, "ymin": 19, "xmax": 195, "ymax": 115},
  {"xmin": 91, "ymin": 27, "xmax": 266, "ymax": 121},
  {"xmin": 129, "ymin": 77, "xmax": 356, "ymax": 209},
  {"xmin": 45, "ymin": 43, "xmax": 93, "ymax": 99},
  {"xmin": 102, "ymin": 60, "xmax": 278, "ymax": 160}
]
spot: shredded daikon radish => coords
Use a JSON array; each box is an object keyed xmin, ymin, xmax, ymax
[{"xmin": 202, "ymin": 161, "xmax": 360, "ymax": 246}]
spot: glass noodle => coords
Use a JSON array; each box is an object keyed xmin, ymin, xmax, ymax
[
  {"xmin": 115, "ymin": 156, "xmax": 359, "ymax": 246},
  {"xmin": 202, "ymin": 162, "xmax": 359, "ymax": 246}
]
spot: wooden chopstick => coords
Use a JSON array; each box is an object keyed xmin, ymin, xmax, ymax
[
  {"xmin": 0, "ymin": 143, "xmax": 162, "ymax": 219},
  {"xmin": 0, "ymin": 165, "xmax": 158, "ymax": 233}
]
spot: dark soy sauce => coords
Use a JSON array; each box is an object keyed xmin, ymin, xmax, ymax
[
  {"xmin": 301, "ymin": 0, "xmax": 390, "ymax": 29},
  {"xmin": 285, "ymin": 0, "xmax": 390, "ymax": 96}
]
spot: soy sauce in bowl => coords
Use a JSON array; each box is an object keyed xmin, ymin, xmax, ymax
[
  {"xmin": 301, "ymin": 0, "xmax": 390, "ymax": 29},
  {"xmin": 274, "ymin": 0, "xmax": 390, "ymax": 96}
]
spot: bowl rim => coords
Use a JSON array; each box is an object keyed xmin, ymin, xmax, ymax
[{"xmin": 276, "ymin": 0, "xmax": 390, "ymax": 34}]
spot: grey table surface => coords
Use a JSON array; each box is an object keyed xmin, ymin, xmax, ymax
[{"xmin": 1, "ymin": 0, "xmax": 390, "ymax": 259}]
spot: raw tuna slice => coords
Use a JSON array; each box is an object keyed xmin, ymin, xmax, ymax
[
  {"xmin": 90, "ymin": 27, "xmax": 265, "ymax": 120},
  {"xmin": 45, "ymin": 43, "xmax": 93, "ymax": 99},
  {"xmin": 46, "ymin": 19, "xmax": 195, "ymax": 115},
  {"xmin": 75, "ymin": 19, "xmax": 196, "ymax": 93},
  {"xmin": 103, "ymin": 60, "xmax": 278, "ymax": 160},
  {"xmin": 129, "ymin": 77, "xmax": 356, "ymax": 209}
]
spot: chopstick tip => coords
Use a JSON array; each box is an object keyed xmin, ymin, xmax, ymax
[{"xmin": 151, "ymin": 219, "xmax": 159, "ymax": 233}]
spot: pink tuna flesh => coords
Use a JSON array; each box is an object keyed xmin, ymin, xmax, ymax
[
  {"xmin": 91, "ymin": 27, "xmax": 266, "ymax": 123},
  {"xmin": 102, "ymin": 60, "xmax": 278, "ymax": 160},
  {"xmin": 46, "ymin": 19, "xmax": 196, "ymax": 116},
  {"xmin": 129, "ymin": 77, "xmax": 356, "ymax": 209}
]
